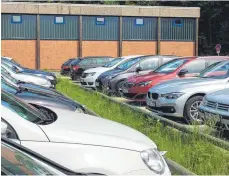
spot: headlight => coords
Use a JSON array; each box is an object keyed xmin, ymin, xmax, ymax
[
  {"xmin": 88, "ymin": 72, "xmax": 96, "ymax": 76},
  {"xmin": 161, "ymin": 92, "xmax": 184, "ymax": 99},
  {"xmin": 46, "ymin": 75, "xmax": 54, "ymax": 80},
  {"xmin": 141, "ymin": 149, "xmax": 165, "ymax": 174},
  {"xmin": 136, "ymin": 81, "xmax": 152, "ymax": 87}
]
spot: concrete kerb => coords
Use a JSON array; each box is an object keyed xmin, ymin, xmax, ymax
[{"xmin": 79, "ymin": 85, "xmax": 229, "ymax": 151}]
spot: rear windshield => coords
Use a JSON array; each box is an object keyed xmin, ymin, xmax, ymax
[
  {"xmin": 63, "ymin": 59, "xmax": 75, "ymax": 66},
  {"xmin": 154, "ymin": 59, "xmax": 189, "ymax": 74},
  {"xmin": 116, "ymin": 56, "xmax": 142, "ymax": 70},
  {"xmin": 102, "ymin": 57, "xmax": 123, "ymax": 68},
  {"xmin": 70, "ymin": 59, "xmax": 82, "ymax": 65}
]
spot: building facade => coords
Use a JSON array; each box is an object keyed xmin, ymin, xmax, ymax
[{"xmin": 1, "ymin": 2, "xmax": 200, "ymax": 70}]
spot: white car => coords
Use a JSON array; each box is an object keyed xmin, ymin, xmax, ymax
[
  {"xmin": 2, "ymin": 63, "xmax": 53, "ymax": 88},
  {"xmin": 80, "ymin": 55, "xmax": 142, "ymax": 88},
  {"xmin": 1, "ymin": 90, "xmax": 171, "ymax": 175}
]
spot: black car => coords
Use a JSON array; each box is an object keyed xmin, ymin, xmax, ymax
[
  {"xmin": 70, "ymin": 56, "xmax": 114, "ymax": 81},
  {"xmin": 60, "ymin": 58, "xmax": 79, "ymax": 76}
]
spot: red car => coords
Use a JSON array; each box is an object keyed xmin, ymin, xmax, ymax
[{"xmin": 122, "ymin": 56, "xmax": 229, "ymax": 102}]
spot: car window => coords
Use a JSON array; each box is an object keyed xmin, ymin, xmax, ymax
[
  {"xmin": 2, "ymin": 142, "xmax": 58, "ymax": 175},
  {"xmin": 154, "ymin": 59, "xmax": 189, "ymax": 73},
  {"xmin": 96, "ymin": 58, "xmax": 105, "ymax": 64},
  {"xmin": 183, "ymin": 60, "xmax": 206, "ymax": 73},
  {"xmin": 102, "ymin": 57, "xmax": 123, "ymax": 68},
  {"xmin": 117, "ymin": 57, "xmax": 142, "ymax": 70},
  {"xmin": 70, "ymin": 59, "xmax": 82, "ymax": 65},
  {"xmin": 1, "ymin": 79, "xmax": 18, "ymax": 94},
  {"xmin": 139, "ymin": 58, "xmax": 159, "ymax": 70},
  {"xmin": 1, "ymin": 91, "xmax": 46, "ymax": 124},
  {"xmin": 198, "ymin": 61, "xmax": 229, "ymax": 79}
]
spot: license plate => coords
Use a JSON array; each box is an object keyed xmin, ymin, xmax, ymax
[
  {"xmin": 95, "ymin": 82, "xmax": 100, "ymax": 86},
  {"xmin": 147, "ymin": 99, "xmax": 156, "ymax": 107},
  {"xmin": 122, "ymin": 88, "xmax": 128, "ymax": 93}
]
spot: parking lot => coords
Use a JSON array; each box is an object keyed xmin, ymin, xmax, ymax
[{"xmin": 1, "ymin": 1, "xmax": 229, "ymax": 176}]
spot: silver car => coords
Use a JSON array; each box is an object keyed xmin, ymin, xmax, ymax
[
  {"xmin": 2, "ymin": 63, "xmax": 53, "ymax": 88},
  {"xmin": 146, "ymin": 60, "xmax": 229, "ymax": 123},
  {"xmin": 199, "ymin": 89, "xmax": 229, "ymax": 130}
]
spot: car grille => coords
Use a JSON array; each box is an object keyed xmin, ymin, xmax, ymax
[
  {"xmin": 81, "ymin": 73, "xmax": 89, "ymax": 78},
  {"xmin": 148, "ymin": 92, "xmax": 159, "ymax": 100},
  {"xmin": 206, "ymin": 100, "xmax": 229, "ymax": 112}
]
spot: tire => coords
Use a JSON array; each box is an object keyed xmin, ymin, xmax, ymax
[
  {"xmin": 184, "ymin": 96, "xmax": 204, "ymax": 124},
  {"xmin": 116, "ymin": 80, "xmax": 125, "ymax": 97}
]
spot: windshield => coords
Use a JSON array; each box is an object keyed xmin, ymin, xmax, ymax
[
  {"xmin": 1, "ymin": 91, "xmax": 47, "ymax": 124},
  {"xmin": 198, "ymin": 61, "xmax": 229, "ymax": 79},
  {"xmin": 2, "ymin": 70, "xmax": 19, "ymax": 84},
  {"xmin": 154, "ymin": 59, "xmax": 189, "ymax": 73},
  {"xmin": 116, "ymin": 57, "xmax": 142, "ymax": 70},
  {"xmin": 102, "ymin": 57, "xmax": 123, "ymax": 68},
  {"xmin": 1, "ymin": 78, "xmax": 19, "ymax": 94},
  {"xmin": 2, "ymin": 63, "xmax": 21, "ymax": 74},
  {"xmin": 2, "ymin": 142, "xmax": 59, "ymax": 175}
]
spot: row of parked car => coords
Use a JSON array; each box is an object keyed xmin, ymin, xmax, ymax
[
  {"xmin": 61, "ymin": 55, "xmax": 229, "ymax": 129},
  {"xmin": 1, "ymin": 56, "xmax": 171, "ymax": 175}
]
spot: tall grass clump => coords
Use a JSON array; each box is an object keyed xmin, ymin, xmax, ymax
[{"xmin": 57, "ymin": 79, "xmax": 229, "ymax": 175}]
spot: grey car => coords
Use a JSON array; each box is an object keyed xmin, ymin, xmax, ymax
[
  {"xmin": 98, "ymin": 55, "xmax": 179, "ymax": 96},
  {"xmin": 1, "ymin": 77, "xmax": 85, "ymax": 113},
  {"xmin": 146, "ymin": 60, "xmax": 229, "ymax": 123},
  {"xmin": 199, "ymin": 89, "xmax": 229, "ymax": 130}
]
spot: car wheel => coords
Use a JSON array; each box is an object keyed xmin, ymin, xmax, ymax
[
  {"xmin": 116, "ymin": 80, "xmax": 125, "ymax": 97},
  {"xmin": 184, "ymin": 96, "xmax": 204, "ymax": 124}
]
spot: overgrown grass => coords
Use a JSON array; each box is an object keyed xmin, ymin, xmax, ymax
[{"xmin": 57, "ymin": 78, "xmax": 229, "ymax": 175}]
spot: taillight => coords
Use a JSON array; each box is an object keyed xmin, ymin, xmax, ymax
[{"xmin": 73, "ymin": 66, "xmax": 79, "ymax": 71}]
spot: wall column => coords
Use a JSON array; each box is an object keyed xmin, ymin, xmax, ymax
[
  {"xmin": 119, "ymin": 16, "xmax": 123, "ymax": 57},
  {"xmin": 195, "ymin": 18, "xmax": 199, "ymax": 56},
  {"xmin": 36, "ymin": 14, "xmax": 40, "ymax": 69},
  {"xmin": 79, "ymin": 15, "xmax": 83, "ymax": 57},
  {"xmin": 157, "ymin": 17, "xmax": 161, "ymax": 55}
]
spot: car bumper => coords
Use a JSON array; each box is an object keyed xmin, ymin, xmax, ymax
[
  {"xmin": 146, "ymin": 97, "xmax": 185, "ymax": 118},
  {"xmin": 80, "ymin": 76, "xmax": 96, "ymax": 88},
  {"xmin": 199, "ymin": 105, "xmax": 229, "ymax": 130}
]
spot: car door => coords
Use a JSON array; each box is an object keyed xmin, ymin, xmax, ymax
[
  {"xmin": 138, "ymin": 58, "xmax": 159, "ymax": 75},
  {"xmin": 180, "ymin": 60, "xmax": 207, "ymax": 77}
]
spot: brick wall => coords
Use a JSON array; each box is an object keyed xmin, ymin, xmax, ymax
[
  {"xmin": 1, "ymin": 40, "xmax": 36, "ymax": 69},
  {"xmin": 122, "ymin": 41, "xmax": 157, "ymax": 56},
  {"xmin": 40, "ymin": 40, "xmax": 78, "ymax": 70},
  {"xmin": 160, "ymin": 41, "xmax": 195, "ymax": 56},
  {"xmin": 82, "ymin": 41, "xmax": 118, "ymax": 57}
]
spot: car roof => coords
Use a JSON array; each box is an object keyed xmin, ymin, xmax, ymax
[
  {"xmin": 83, "ymin": 56, "xmax": 113, "ymax": 59},
  {"xmin": 196, "ymin": 56, "xmax": 229, "ymax": 60}
]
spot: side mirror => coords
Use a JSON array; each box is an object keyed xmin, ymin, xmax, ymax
[
  {"xmin": 136, "ymin": 67, "xmax": 143, "ymax": 73},
  {"xmin": 178, "ymin": 69, "xmax": 188, "ymax": 77},
  {"xmin": 1, "ymin": 121, "xmax": 8, "ymax": 136}
]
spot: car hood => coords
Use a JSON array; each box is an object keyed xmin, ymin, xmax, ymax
[
  {"xmin": 206, "ymin": 89, "xmax": 229, "ymax": 104},
  {"xmin": 83, "ymin": 67, "xmax": 110, "ymax": 74},
  {"xmin": 40, "ymin": 108, "xmax": 156, "ymax": 151},
  {"xmin": 150, "ymin": 77, "xmax": 226, "ymax": 93},
  {"xmin": 128, "ymin": 72, "xmax": 166, "ymax": 83},
  {"xmin": 22, "ymin": 68, "xmax": 55, "ymax": 76},
  {"xmin": 20, "ymin": 83, "xmax": 63, "ymax": 96},
  {"xmin": 99, "ymin": 69, "xmax": 124, "ymax": 79}
]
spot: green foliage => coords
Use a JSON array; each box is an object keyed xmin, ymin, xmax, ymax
[{"xmin": 56, "ymin": 78, "xmax": 229, "ymax": 175}]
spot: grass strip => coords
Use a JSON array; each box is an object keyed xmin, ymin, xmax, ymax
[{"xmin": 57, "ymin": 79, "xmax": 229, "ymax": 175}]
